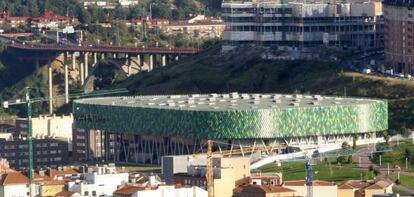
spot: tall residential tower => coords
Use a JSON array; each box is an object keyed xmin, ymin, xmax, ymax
[
  {"xmin": 384, "ymin": 0, "xmax": 414, "ymax": 74},
  {"xmin": 222, "ymin": 0, "xmax": 383, "ymax": 51}
]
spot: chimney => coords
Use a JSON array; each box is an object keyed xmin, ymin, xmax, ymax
[{"xmin": 39, "ymin": 170, "xmax": 45, "ymax": 176}]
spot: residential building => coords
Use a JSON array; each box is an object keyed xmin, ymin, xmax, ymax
[
  {"xmin": 233, "ymin": 184, "xmax": 295, "ymax": 197},
  {"xmin": 166, "ymin": 15, "xmax": 225, "ymax": 37},
  {"xmin": 72, "ymin": 129, "xmax": 117, "ymax": 163},
  {"xmin": 338, "ymin": 180, "xmax": 393, "ymax": 197},
  {"xmin": 0, "ymin": 124, "xmax": 15, "ymax": 133},
  {"xmin": 251, "ymin": 173, "xmax": 283, "ymax": 186},
  {"xmin": 67, "ymin": 165, "xmax": 129, "ymax": 196},
  {"xmin": 163, "ymin": 156, "xmax": 250, "ymax": 197},
  {"xmin": 0, "ymin": 12, "xmax": 30, "ymax": 28},
  {"xmin": 113, "ymin": 185, "xmax": 207, "ymax": 197},
  {"xmin": 0, "ymin": 137, "xmax": 69, "ymax": 170},
  {"xmin": 0, "ymin": 168, "xmax": 80, "ymax": 197},
  {"xmin": 127, "ymin": 19, "xmax": 170, "ymax": 32},
  {"xmin": 16, "ymin": 114, "xmax": 73, "ymax": 140},
  {"xmin": 0, "ymin": 11, "xmax": 72, "ymax": 30},
  {"xmin": 283, "ymin": 180, "xmax": 337, "ymax": 197},
  {"xmin": 83, "ymin": 1, "xmax": 109, "ymax": 8},
  {"xmin": 383, "ymin": 0, "xmax": 414, "ymax": 74},
  {"xmin": 222, "ymin": 0, "xmax": 384, "ymax": 51},
  {"xmin": 0, "ymin": 171, "xmax": 32, "ymax": 197},
  {"xmin": 118, "ymin": 0, "xmax": 139, "ymax": 7},
  {"xmin": 31, "ymin": 11, "xmax": 71, "ymax": 29}
]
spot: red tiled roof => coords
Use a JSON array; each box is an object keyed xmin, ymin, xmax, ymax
[
  {"xmin": 338, "ymin": 183, "xmax": 354, "ymax": 189},
  {"xmin": 0, "ymin": 172, "xmax": 28, "ymax": 185},
  {"xmin": 113, "ymin": 186, "xmax": 148, "ymax": 196},
  {"xmin": 48, "ymin": 168, "xmax": 80, "ymax": 178},
  {"xmin": 55, "ymin": 191, "xmax": 76, "ymax": 197},
  {"xmin": 284, "ymin": 180, "xmax": 336, "ymax": 186},
  {"xmin": 234, "ymin": 184, "xmax": 295, "ymax": 194},
  {"xmin": 32, "ymin": 11, "xmax": 70, "ymax": 22},
  {"xmin": 338, "ymin": 180, "xmax": 392, "ymax": 190}
]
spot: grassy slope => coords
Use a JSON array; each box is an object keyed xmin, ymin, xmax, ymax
[
  {"xmin": 372, "ymin": 142, "xmax": 414, "ymax": 170},
  {"xmin": 254, "ymin": 162, "xmax": 373, "ymax": 182},
  {"xmin": 117, "ymin": 46, "xmax": 414, "ymax": 133}
]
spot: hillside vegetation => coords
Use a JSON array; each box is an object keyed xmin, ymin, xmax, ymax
[{"xmin": 118, "ymin": 46, "xmax": 414, "ymax": 134}]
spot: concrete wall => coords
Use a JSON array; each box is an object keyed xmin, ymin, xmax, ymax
[
  {"xmin": 338, "ymin": 189, "xmax": 355, "ymax": 197},
  {"xmin": 365, "ymin": 189, "xmax": 387, "ymax": 197},
  {"xmin": 2, "ymin": 184, "xmax": 29, "ymax": 197},
  {"xmin": 134, "ymin": 186, "xmax": 207, "ymax": 197},
  {"xmin": 284, "ymin": 185, "xmax": 338, "ymax": 197}
]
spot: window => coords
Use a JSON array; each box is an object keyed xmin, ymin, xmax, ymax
[
  {"xmin": 50, "ymin": 143, "xmax": 59, "ymax": 147},
  {"xmin": 18, "ymin": 145, "xmax": 28, "ymax": 149},
  {"xmin": 84, "ymin": 191, "xmax": 89, "ymax": 196},
  {"xmin": 92, "ymin": 191, "xmax": 97, "ymax": 196}
]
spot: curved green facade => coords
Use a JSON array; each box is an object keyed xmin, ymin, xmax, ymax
[{"xmin": 73, "ymin": 94, "xmax": 388, "ymax": 139}]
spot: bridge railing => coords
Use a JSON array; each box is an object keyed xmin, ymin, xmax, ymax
[{"xmin": 4, "ymin": 42, "xmax": 201, "ymax": 54}]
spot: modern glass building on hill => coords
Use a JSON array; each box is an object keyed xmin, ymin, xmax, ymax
[{"xmin": 72, "ymin": 93, "xmax": 387, "ymax": 164}]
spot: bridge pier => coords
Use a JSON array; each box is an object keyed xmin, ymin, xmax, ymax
[
  {"xmin": 84, "ymin": 52, "xmax": 89, "ymax": 79},
  {"xmin": 64, "ymin": 53, "xmax": 69, "ymax": 104},
  {"xmin": 149, "ymin": 55, "xmax": 154, "ymax": 71},
  {"xmin": 80, "ymin": 62, "xmax": 84, "ymax": 85},
  {"xmin": 48, "ymin": 59, "xmax": 53, "ymax": 114},
  {"xmin": 72, "ymin": 52, "xmax": 76, "ymax": 70},
  {"xmin": 93, "ymin": 52, "xmax": 98, "ymax": 67},
  {"xmin": 161, "ymin": 55, "xmax": 166, "ymax": 67},
  {"xmin": 101, "ymin": 53, "xmax": 105, "ymax": 60},
  {"xmin": 126, "ymin": 56, "xmax": 132, "ymax": 76}
]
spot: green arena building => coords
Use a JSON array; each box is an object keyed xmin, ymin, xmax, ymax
[{"xmin": 72, "ymin": 93, "xmax": 388, "ymax": 164}]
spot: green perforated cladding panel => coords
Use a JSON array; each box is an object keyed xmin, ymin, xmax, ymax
[{"xmin": 73, "ymin": 95, "xmax": 388, "ymax": 139}]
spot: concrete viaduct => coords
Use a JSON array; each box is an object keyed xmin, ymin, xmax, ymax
[{"xmin": 5, "ymin": 43, "xmax": 200, "ymax": 114}]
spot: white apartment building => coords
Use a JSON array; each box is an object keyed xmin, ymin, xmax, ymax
[
  {"xmin": 113, "ymin": 185, "xmax": 207, "ymax": 197},
  {"xmin": 16, "ymin": 114, "xmax": 73, "ymax": 150},
  {"xmin": 222, "ymin": 0, "xmax": 384, "ymax": 51},
  {"xmin": 68, "ymin": 166, "xmax": 129, "ymax": 196},
  {"xmin": 118, "ymin": 0, "xmax": 139, "ymax": 7}
]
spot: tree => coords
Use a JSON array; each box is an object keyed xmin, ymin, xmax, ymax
[
  {"xmin": 342, "ymin": 141, "xmax": 351, "ymax": 150},
  {"xmin": 79, "ymin": 8, "xmax": 91, "ymax": 24},
  {"xmin": 352, "ymin": 135, "xmax": 358, "ymax": 149},
  {"xmin": 28, "ymin": 0, "xmax": 40, "ymax": 16},
  {"xmin": 395, "ymin": 179, "xmax": 401, "ymax": 185},
  {"xmin": 172, "ymin": 8, "xmax": 185, "ymax": 20},
  {"xmin": 347, "ymin": 155, "xmax": 353, "ymax": 164}
]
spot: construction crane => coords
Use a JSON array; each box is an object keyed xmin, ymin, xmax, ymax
[
  {"xmin": 1, "ymin": 87, "xmax": 128, "ymax": 197},
  {"xmin": 207, "ymin": 140, "xmax": 214, "ymax": 197},
  {"xmin": 278, "ymin": 144, "xmax": 392, "ymax": 197}
]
